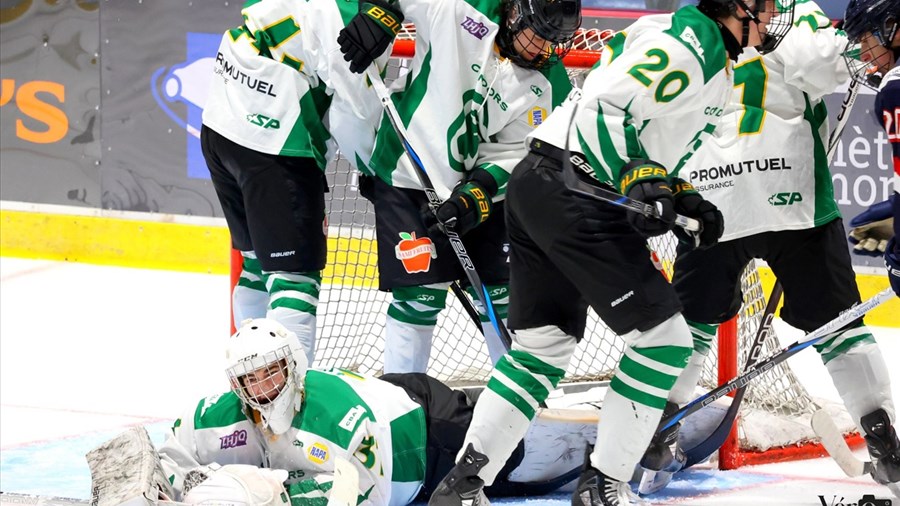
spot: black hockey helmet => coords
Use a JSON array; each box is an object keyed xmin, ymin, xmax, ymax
[
  {"xmin": 497, "ymin": 0, "xmax": 582, "ymax": 70},
  {"xmin": 697, "ymin": 0, "xmax": 795, "ymax": 54},
  {"xmin": 842, "ymin": 0, "xmax": 899, "ymax": 87},
  {"xmin": 843, "ymin": 0, "xmax": 899, "ymax": 45}
]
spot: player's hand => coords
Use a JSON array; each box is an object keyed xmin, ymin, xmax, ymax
[
  {"xmin": 886, "ymin": 238, "xmax": 900, "ymax": 298},
  {"xmin": 619, "ymin": 160, "xmax": 675, "ymax": 237},
  {"xmin": 337, "ymin": 0, "xmax": 404, "ymax": 73},
  {"xmin": 670, "ymin": 177, "xmax": 724, "ymax": 249},
  {"xmin": 431, "ymin": 171, "xmax": 497, "ymax": 236},
  {"xmin": 848, "ymin": 197, "xmax": 894, "ymax": 256}
]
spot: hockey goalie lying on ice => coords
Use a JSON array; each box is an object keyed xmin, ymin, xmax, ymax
[{"xmin": 85, "ymin": 319, "xmax": 729, "ymax": 506}]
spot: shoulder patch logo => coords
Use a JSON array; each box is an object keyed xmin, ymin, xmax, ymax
[
  {"xmin": 679, "ymin": 26, "xmax": 705, "ymax": 63},
  {"xmin": 528, "ymin": 107, "xmax": 547, "ymax": 127},
  {"xmin": 339, "ymin": 405, "xmax": 367, "ymax": 432},
  {"xmin": 461, "ymin": 16, "xmax": 490, "ymax": 40},
  {"xmin": 308, "ymin": 442, "xmax": 329, "ymax": 464}
]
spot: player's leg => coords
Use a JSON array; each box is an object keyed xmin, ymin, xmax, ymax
[
  {"xmin": 768, "ymin": 219, "xmax": 898, "ymax": 485},
  {"xmin": 463, "ymin": 202, "xmax": 511, "ymax": 365},
  {"xmin": 660, "ymin": 239, "xmax": 752, "ymax": 470},
  {"xmin": 370, "ymin": 177, "xmax": 462, "ymax": 373},
  {"xmin": 213, "ymin": 129, "xmax": 327, "ymax": 366},
  {"xmin": 540, "ymin": 174, "xmax": 691, "ymax": 504},
  {"xmin": 201, "ymin": 126, "xmax": 269, "ymax": 326},
  {"xmin": 429, "ymin": 153, "xmax": 583, "ymax": 506}
]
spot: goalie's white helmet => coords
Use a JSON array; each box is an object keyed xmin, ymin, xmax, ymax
[{"xmin": 225, "ymin": 318, "xmax": 308, "ymax": 434}]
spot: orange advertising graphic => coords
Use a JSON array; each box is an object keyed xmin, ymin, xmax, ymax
[
  {"xmin": 0, "ymin": 79, "xmax": 68, "ymax": 144},
  {"xmin": 394, "ymin": 232, "xmax": 437, "ymax": 274}
]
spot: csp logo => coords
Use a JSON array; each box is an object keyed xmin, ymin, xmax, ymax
[
  {"xmin": 768, "ymin": 192, "xmax": 803, "ymax": 206},
  {"xmin": 151, "ymin": 32, "xmax": 219, "ymax": 180}
]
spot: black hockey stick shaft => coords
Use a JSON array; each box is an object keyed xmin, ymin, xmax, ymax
[
  {"xmin": 660, "ymin": 287, "xmax": 893, "ymax": 431},
  {"xmin": 451, "ymin": 282, "xmax": 484, "ymax": 334},
  {"xmin": 561, "ymin": 150, "xmax": 702, "ymax": 232},
  {"xmin": 365, "ymin": 67, "xmax": 513, "ymax": 350},
  {"xmin": 827, "ymin": 71, "xmax": 863, "ymax": 162},
  {"xmin": 682, "ymin": 279, "xmax": 784, "ymax": 467}
]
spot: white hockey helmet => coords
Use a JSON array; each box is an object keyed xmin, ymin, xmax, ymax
[{"xmin": 225, "ymin": 318, "xmax": 308, "ymax": 434}]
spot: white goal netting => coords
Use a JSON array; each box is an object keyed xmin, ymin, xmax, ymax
[{"xmin": 301, "ymin": 27, "xmax": 856, "ymax": 464}]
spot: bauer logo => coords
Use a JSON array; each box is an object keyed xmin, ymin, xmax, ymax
[
  {"xmin": 151, "ymin": 32, "xmax": 220, "ymax": 180},
  {"xmin": 308, "ymin": 442, "xmax": 329, "ymax": 464},
  {"xmin": 460, "ymin": 16, "xmax": 490, "ymax": 39},
  {"xmin": 528, "ymin": 107, "xmax": 547, "ymax": 127},
  {"xmin": 219, "ymin": 429, "xmax": 248, "ymax": 449}
]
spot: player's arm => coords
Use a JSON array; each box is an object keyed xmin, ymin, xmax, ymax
[
  {"xmin": 771, "ymin": 0, "xmax": 849, "ymax": 99},
  {"xmin": 157, "ymin": 405, "xmax": 208, "ymax": 498}
]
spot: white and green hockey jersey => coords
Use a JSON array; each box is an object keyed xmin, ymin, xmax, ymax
[
  {"xmin": 158, "ymin": 369, "xmax": 427, "ymax": 506},
  {"xmin": 202, "ymin": 0, "xmax": 388, "ymax": 170},
  {"xmin": 367, "ymin": 0, "xmax": 573, "ymax": 199},
  {"xmin": 529, "ymin": 6, "xmax": 734, "ymax": 187},
  {"xmin": 683, "ymin": 0, "xmax": 847, "ymax": 241}
]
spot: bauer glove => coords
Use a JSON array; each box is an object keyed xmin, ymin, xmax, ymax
[
  {"xmin": 886, "ymin": 238, "xmax": 900, "ymax": 298},
  {"xmin": 618, "ymin": 160, "xmax": 676, "ymax": 237},
  {"xmin": 670, "ymin": 177, "xmax": 724, "ymax": 249},
  {"xmin": 848, "ymin": 196, "xmax": 894, "ymax": 256},
  {"xmin": 429, "ymin": 169, "xmax": 498, "ymax": 237},
  {"xmin": 338, "ymin": 0, "xmax": 404, "ymax": 73}
]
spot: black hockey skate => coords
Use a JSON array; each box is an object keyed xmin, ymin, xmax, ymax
[
  {"xmin": 637, "ymin": 401, "xmax": 685, "ymax": 494},
  {"xmin": 428, "ymin": 443, "xmax": 491, "ymax": 506},
  {"xmin": 860, "ymin": 408, "xmax": 900, "ymax": 486},
  {"xmin": 572, "ymin": 450, "xmax": 647, "ymax": 506}
]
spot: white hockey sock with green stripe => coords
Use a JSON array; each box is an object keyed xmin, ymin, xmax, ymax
[
  {"xmin": 465, "ymin": 283, "xmax": 510, "ymax": 364},
  {"xmin": 668, "ymin": 320, "xmax": 717, "ymax": 405},
  {"xmin": 384, "ymin": 284, "xmax": 449, "ymax": 373},
  {"xmin": 264, "ymin": 270, "xmax": 321, "ymax": 366},
  {"xmin": 593, "ymin": 314, "xmax": 692, "ymax": 482},
  {"xmin": 822, "ymin": 326, "xmax": 895, "ymax": 428},
  {"xmin": 461, "ymin": 325, "xmax": 574, "ymax": 484},
  {"xmin": 232, "ymin": 251, "xmax": 268, "ymax": 326}
]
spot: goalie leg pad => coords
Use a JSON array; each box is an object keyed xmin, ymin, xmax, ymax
[{"xmin": 85, "ymin": 426, "xmax": 175, "ymax": 506}]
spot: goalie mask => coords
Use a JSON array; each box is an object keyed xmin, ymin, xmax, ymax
[
  {"xmin": 225, "ymin": 319, "xmax": 308, "ymax": 435},
  {"xmin": 496, "ymin": 0, "xmax": 582, "ymax": 70},
  {"xmin": 842, "ymin": 0, "xmax": 900, "ymax": 89},
  {"xmin": 697, "ymin": 0, "xmax": 795, "ymax": 54}
]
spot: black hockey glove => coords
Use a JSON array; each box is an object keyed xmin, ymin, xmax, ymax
[
  {"xmin": 618, "ymin": 160, "xmax": 676, "ymax": 237},
  {"xmin": 670, "ymin": 177, "xmax": 724, "ymax": 249},
  {"xmin": 886, "ymin": 238, "xmax": 900, "ymax": 297},
  {"xmin": 429, "ymin": 169, "xmax": 498, "ymax": 237},
  {"xmin": 337, "ymin": 0, "xmax": 404, "ymax": 74}
]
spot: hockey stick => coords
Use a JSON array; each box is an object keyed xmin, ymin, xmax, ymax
[
  {"xmin": 638, "ymin": 280, "xmax": 785, "ymax": 494},
  {"xmin": 682, "ymin": 280, "xmax": 784, "ymax": 466},
  {"xmin": 364, "ymin": 66, "xmax": 513, "ymax": 350},
  {"xmin": 826, "ymin": 70, "xmax": 864, "ymax": 162},
  {"xmin": 812, "ymin": 410, "xmax": 900, "ymax": 499},
  {"xmin": 658, "ymin": 288, "xmax": 894, "ymax": 432},
  {"xmin": 561, "ymin": 150, "xmax": 701, "ymax": 232},
  {"xmin": 811, "ymin": 409, "xmax": 874, "ymax": 477},
  {"xmin": 327, "ymin": 457, "xmax": 360, "ymax": 506}
]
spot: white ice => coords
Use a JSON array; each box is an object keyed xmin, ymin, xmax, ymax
[{"xmin": 1, "ymin": 256, "xmax": 898, "ymax": 505}]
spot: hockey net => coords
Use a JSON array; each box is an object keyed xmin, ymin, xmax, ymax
[{"xmin": 230, "ymin": 27, "xmax": 862, "ymax": 470}]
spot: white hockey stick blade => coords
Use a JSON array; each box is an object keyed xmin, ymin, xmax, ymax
[
  {"xmin": 811, "ymin": 409, "xmax": 873, "ymax": 478},
  {"xmin": 328, "ymin": 457, "xmax": 360, "ymax": 506}
]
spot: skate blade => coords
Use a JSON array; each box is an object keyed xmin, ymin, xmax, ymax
[{"xmin": 638, "ymin": 468, "xmax": 674, "ymax": 495}]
